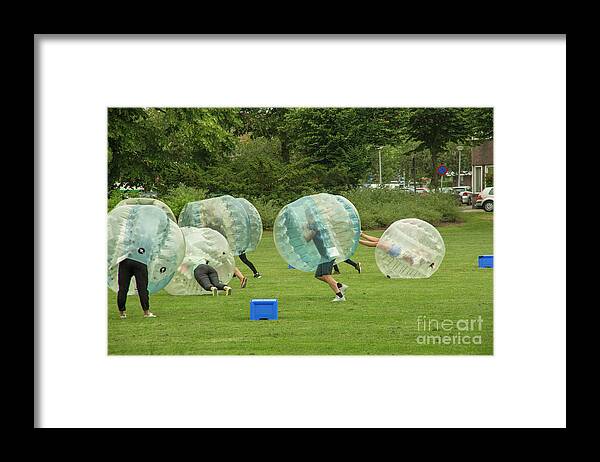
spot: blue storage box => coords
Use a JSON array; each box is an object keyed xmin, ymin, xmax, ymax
[
  {"xmin": 478, "ymin": 255, "xmax": 493, "ymax": 268},
  {"xmin": 250, "ymin": 299, "xmax": 278, "ymax": 320}
]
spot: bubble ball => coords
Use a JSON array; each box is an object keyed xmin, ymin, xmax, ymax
[
  {"xmin": 114, "ymin": 197, "xmax": 176, "ymax": 222},
  {"xmin": 164, "ymin": 227, "xmax": 235, "ymax": 295},
  {"xmin": 178, "ymin": 195, "xmax": 252, "ymax": 256},
  {"xmin": 236, "ymin": 197, "xmax": 263, "ymax": 252},
  {"xmin": 375, "ymin": 218, "xmax": 446, "ymax": 279},
  {"xmin": 273, "ymin": 193, "xmax": 361, "ymax": 272},
  {"xmin": 107, "ymin": 205, "xmax": 185, "ymax": 294}
]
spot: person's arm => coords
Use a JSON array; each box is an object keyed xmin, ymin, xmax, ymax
[{"xmin": 304, "ymin": 225, "xmax": 316, "ymax": 241}]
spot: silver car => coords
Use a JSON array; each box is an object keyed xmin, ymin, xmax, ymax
[{"xmin": 474, "ymin": 187, "xmax": 494, "ymax": 212}]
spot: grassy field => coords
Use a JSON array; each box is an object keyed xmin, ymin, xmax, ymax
[{"xmin": 108, "ymin": 210, "xmax": 493, "ymax": 355}]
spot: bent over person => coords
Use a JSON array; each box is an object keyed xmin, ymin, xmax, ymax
[
  {"xmin": 117, "ymin": 258, "xmax": 156, "ymax": 319},
  {"xmin": 193, "ymin": 263, "xmax": 232, "ymax": 296}
]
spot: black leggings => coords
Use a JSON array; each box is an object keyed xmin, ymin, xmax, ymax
[
  {"xmin": 239, "ymin": 252, "xmax": 258, "ymax": 274},
  {"xmin": 333, "ymin": 259, "xmax": 359, "ymax": 272},
  {"xmin": 117, "ymin": 258, "xmax": 150, "ymax": 311},
  {"xmin": 194, "ymin": 264, "xmax": 227, "ymax": 290}
]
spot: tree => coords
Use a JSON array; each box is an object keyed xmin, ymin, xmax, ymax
[
  {"xmin": 238, "ymin": 108, "xmax": 293, "ymax": 162},
  {"xmin": 107, "ymin": 108, "xmax": 242, "ymax": 193},
  {"xmin": 282, "ymin": 108, "xmax": 405, "ymax": 188},
  {"xmin": 403, "ymin": 108, "xmax": 472, "ymax": 190}
]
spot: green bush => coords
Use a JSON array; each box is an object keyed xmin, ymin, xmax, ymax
[
  {"xmin": 107, "ymin": 189, "xmax": 142, "ymax": 211},
  {"xmin": 342, "ymin": 188, "xmax": 460, "ymax": 229},
  {"xmin": 161, "ymin": 184, "xmax": 208, "ymax": 220},
  {"xmin": 109, "ymin": 186, "xmax": 459, "ymax": 231},
  {"xmin": 248, "ymin": 197, "xmax": 282, "ymax": 230}
]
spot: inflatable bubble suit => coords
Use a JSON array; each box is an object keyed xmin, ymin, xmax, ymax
[
  {"xmin": 107, "ymin": 205, "xmax": 185, "ymax": 294},
  {"xmin": 375, "ymin": 218, "xmax": 445, "ymax": 279},
  {"xmin": 236, "ymin": 197, "xmax": 263, "ymax": 252},
  {"xmin": 164, "ymin": 227, "xmax": 235, "ymax": 295},
  {"xmin": 178, "ymin": 195, "xmax": 260, "ymax": 256},
  {"xmin": 114, "ymin": 197, "xmax": 177, "ymax": 222},
  {"xmin": 273, "ymin": 193, "xmax": 361, "ymax": 272}
]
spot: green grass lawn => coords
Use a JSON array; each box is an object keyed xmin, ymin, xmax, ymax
[{"xmin": 108, "ymin": 211, "xmax": 493, "ymax": 355}]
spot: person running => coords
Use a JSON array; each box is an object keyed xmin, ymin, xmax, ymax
[
  {"xmin": 116, "ymin": 258, "xmax": 156, "ymax": 319},
  {"xmin": 304, "ymin": 210, "xmax": 348, "ymax": 302},
  {"xmin": 332, "ymin": 259, "xmax": 362, "ymax": 274},
  {"xmin": 359, "ymin": 231, "xmax": 435, "ymax": 268},
  {"xmin": 193, "ymin": 263, "xmax": 232, "ymax": 296},
  {"xmin": 238, "ymin": 252, "xmax": 261, "ymax": 279}
]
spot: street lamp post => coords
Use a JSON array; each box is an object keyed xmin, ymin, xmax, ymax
[
  {"xmin": 378, "ymin": 146, "xmax": 383, "ymax": 185},
  {"xmin": 457, "ymin": 145, "xmax": 464, "ymax": 187}
]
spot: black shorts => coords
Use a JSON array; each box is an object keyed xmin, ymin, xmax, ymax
[{"xmin": 315, "ymin": 260, "xmax": 335, "ymax": 277}]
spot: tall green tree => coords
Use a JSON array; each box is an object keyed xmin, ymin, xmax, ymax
[
  {"xmin": 108, "ymin": 108, "xmax": 241, "ymax": 193},
  {"xmin": 238, "ymin": 108, "xmax": 293, "ymax": 162},
  {"xmin": 282, "ymin": 108, "xmax": 405, "ymax": 187},
  {"xmin": 403, "ymin": 108, "xmax": 470, "ymax": 189}
]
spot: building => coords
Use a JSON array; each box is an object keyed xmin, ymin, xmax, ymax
[{"xmin": 470, "ymin": 139, "xmax": 493, "ymax": 193}]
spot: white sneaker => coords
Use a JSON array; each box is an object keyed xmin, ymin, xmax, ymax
[
  {"xmin": 119, "ymin": 313, "xmax": 127, "ymax": 319},
  {"xmin": 211, "ymin": 287, "xmax": 218, "ymax": 296},
  {"xmin": 223, "ymin": 286, "xmax": 232, "ymax": 296},
  {"xmin": 143, "ymin": 312, "xmax": 157, "ymax": 318},
  {"xmin": 331, "ymin": 295, "xmax": 346, "ymax": 302},
  {"xmin": 339, "ymin": 284, "xmax": 349, "ymax": 295}
]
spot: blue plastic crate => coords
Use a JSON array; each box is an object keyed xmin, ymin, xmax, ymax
[
  {"xmin": 250, "ymin": 299, "xmax": 278, "ymax": 320},
  {"xmin": 478, "ymin": 255, "xmax": 493, "ymax": 268}
]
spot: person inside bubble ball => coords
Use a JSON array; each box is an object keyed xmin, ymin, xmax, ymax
[
  {"xmin": 116, "ymin": 258, "xmax": 157, "ymax": 319},
  {"xmin": 303, "ymin": 208, "xmax": 349, "ymax": 302},
  {"xmin": 359, "ymin": 231, "xmax": 435, "ymax": 268},
  {"xmin": 207, "ymin": 216, "xmax": 261, "ymax": 281},
  {"xmin": 179, "ymin": 259, "xmax": 233, "ymax": 295}
]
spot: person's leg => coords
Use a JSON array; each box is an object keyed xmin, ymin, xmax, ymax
[
  {"xmin": 332, "ymin": 263, "xmax": 340, "ymax": 274},
  {"xmin": 132, "ymin": 261, "xmax": 153, "ymax": 316},
  {"xmin": 315, "ymin": 261, "xmax": 347, "ymax": 300},
  {"xmin": 239, "ymin": 253, "xmax": 259, "ymax": 276},
  {"xmin": 359, "ymin": 239, "xmax": 377, "ymax": 247},
  {"xmin": 343, "ymin": 259, "xmax": 358, "ymax": 270},
  {"xmin": 194, "ymin": 265, "xmax": 216, "ymax": 291},
  {"xmin": 207, "ymin": 267, "xmax": 227, "ymax": 290},
  {"xmin": 343, "ymin": 258, "xmax": 362, "ymax": 273},
  {"xmin": 360, "ymin": 232, "xmax": 380, "ymax": 243},
  {"xmin": 317, "ymin": 275, "xmax": 341, "ymax": 294},
  {"xmin": 117, "ymin": 259, "xmax": 133, "ymax": 317},
  {"xmin": 234, "ymin": 267, "xmax": 248, "ymax": 288}
]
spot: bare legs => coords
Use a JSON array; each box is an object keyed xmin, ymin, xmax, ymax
[
  {"xmin": 317, "ymin": 275, "xmax": 341, "ymax": 295},
  {"xmin": 359, "ymin": 239, "xmax": 378, "ymax": 247},
  {"xmin": 233, "ymin": 267, "xmax": 248, "ymax": 288},
  {"xmin": 360, "ymin": 231, "xmax": 380, "ymax": 242}
]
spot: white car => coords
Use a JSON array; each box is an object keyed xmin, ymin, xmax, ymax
[
  {"xmin": 474, "ymin": 187, "xmax": 494, "ymax": 212},
  {"xmin": 452, "ymin": 186, "xmax": 472, "ymax": 204}
]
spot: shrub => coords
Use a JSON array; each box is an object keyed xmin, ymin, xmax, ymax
[
  {"xmin": 248, "ymin": 197, "xmax": 282, "ymax": 230},
  {"xmin": 161, "ymin": 184, "xmax": 208, "ymax": 220},
  {"xmin": 342, "ymin": 188, "xmax": 460, "ymax": 229},
  {"xmin": 107, "ymin": 189, "xmax": 142, "ymax": 211}
]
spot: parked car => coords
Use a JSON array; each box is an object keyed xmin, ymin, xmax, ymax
[
  {"xmin": 415, "ymin": 187, "xmax": 429, "ymax": 194},
  {"xmin": 474, "ymin": 187, "xmax": 494, "ymax": 212},
  {"xmin": 452, "ymin": 186, "xmax": 472, "ymax": 204}
]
